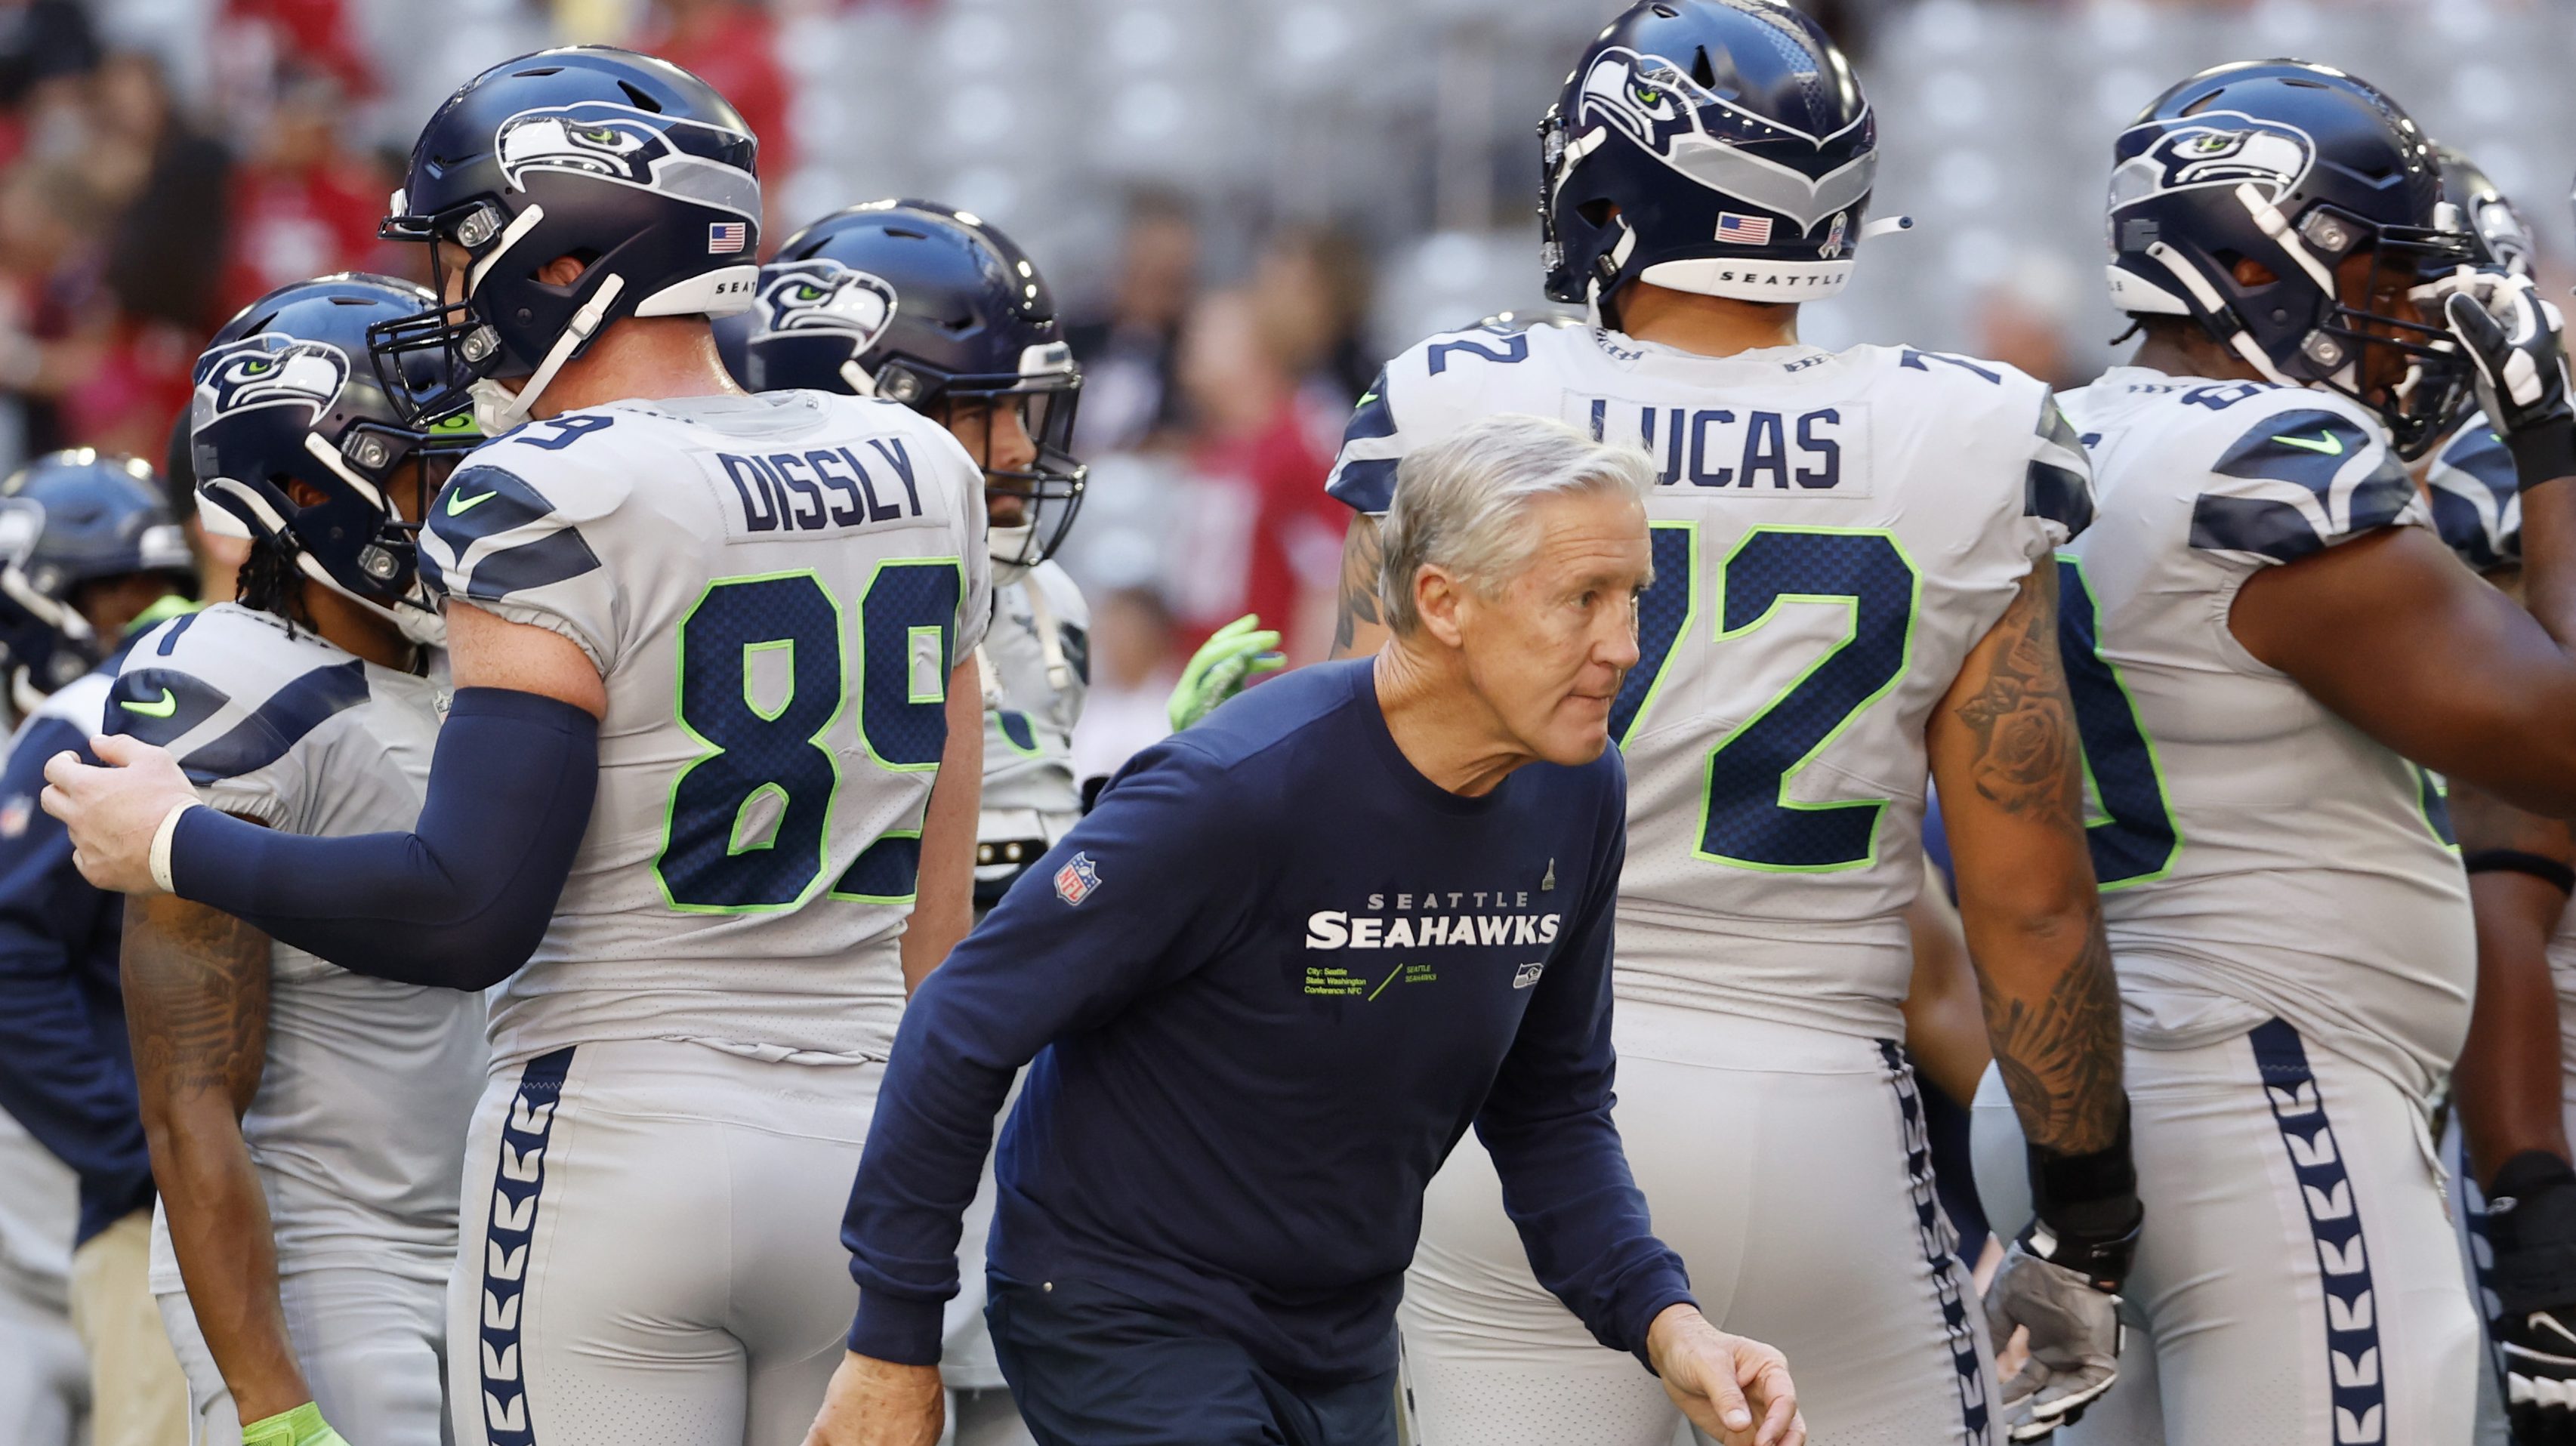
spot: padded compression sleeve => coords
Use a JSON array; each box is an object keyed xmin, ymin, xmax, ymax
[{"xmin": 167, "ymin": 687, "xmax": 597, "ymax": 990}]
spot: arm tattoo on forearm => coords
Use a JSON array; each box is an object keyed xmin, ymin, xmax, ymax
[
  {"xmin": 1982, "ymin": 924, "xmax": 2126, "ymax": 1154},
  {"xmin": 1951, "ymin": 568, "xmax": 2086, "ymax": 822},
  {"xmin": 123, "ymin": 894, "xmax": 272, "ymax": 1116},
  {"xmin": 1331, "ymin": 513, "xmax": 1385, "ymax": 658}
]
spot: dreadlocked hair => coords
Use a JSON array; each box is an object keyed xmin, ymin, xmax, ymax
[{"xmin": 233, "ymin": 539, "xmax": 316, "ymax": 636}]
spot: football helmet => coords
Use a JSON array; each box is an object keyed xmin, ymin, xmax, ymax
[
  {"xmin": 1539, "ymin": 0, "xmax": 1877, "ymax": 320},
  {"xmin": 371, "ymin": 47, "xmax": 760, "ymax": 431},
  {"xmin": 194, "ymin": 273, "xmax": 479, "ymax": 646},
  {"xmin": 0, "ymin": 450, "xmax": 193, "ymax": 698},
  {"xmin": 2434, "ymin": 143, "xmax": 2534, "ymax": 277},
  {"xmin": 744, "ymin": 200, "xmax": 1084, "ymax": 575},
  {"xmin": 2105, "ymin": 61, "xmax": 2476, "ymax": 456}
]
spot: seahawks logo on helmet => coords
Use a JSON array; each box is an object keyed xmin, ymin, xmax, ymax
[
  {"xmin": 193, "ymin": 335, "xmax": 350, "ymax": 424},
  {"xmin": 751, "ymin": 260, "xmax": 898, "ymax": 350},
  {"xmin": 493, "ymin": 102, "xmax": 760, "ymax": 219},
  {"xmin": 1568, "ymin": 46, "xmax": 1873, "ymax": 233},
  {"xmin": 2111, "ymin": 113, "xmax": 2315, "ymax": 209}
]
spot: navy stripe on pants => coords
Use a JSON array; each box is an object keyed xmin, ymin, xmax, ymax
[{"xmin": 986, "ymin": 1274, "xmax": 1398, "ymax": 1446}]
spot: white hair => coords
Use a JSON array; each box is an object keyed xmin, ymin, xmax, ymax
[{"xmin": 1377, "ymin": 412, "xmax": 1655, "ymax": 638}]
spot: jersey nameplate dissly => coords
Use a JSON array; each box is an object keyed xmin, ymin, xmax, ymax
[
  {"xmin": 1578, "ymin": 395, "xmax": 1871, "ymax": 498},
  {"xmin": 695, "ymin": 436, "xmax": 939, "ymax": 541}
]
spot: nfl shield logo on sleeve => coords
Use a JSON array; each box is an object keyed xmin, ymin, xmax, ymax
[{"xmin": 1054, "ymin": 852, "xmax": 1101, "ymax": 906}]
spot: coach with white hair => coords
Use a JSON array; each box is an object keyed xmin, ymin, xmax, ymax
[{"xmin": 811, "ymin": 413, "xmax": 1803, "ymax": 1446}]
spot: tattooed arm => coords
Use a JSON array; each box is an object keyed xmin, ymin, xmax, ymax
[
  {"xmin": 124, "ymin": 884, "xmax": 313, "ymax": 1424},
  {"xmin": 2450, "ymin": 782, "xmax": 2576, "ymax": 1188},
  {"xmin": 1925, "ymin": 563, "xmax": 2126, "ymax": 1155},
  {"xmin": 1328, "ymin": 513, "xmax": 1391, "ymax": 661}
]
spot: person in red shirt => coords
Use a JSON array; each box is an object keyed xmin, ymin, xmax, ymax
[
  {"xmin": 1169, "ymin": 288, "xmax": 1349, "ymax": 665},
  {"xmin": 215, "ymin": 65, "xmax": 392, "ymax": 319}
]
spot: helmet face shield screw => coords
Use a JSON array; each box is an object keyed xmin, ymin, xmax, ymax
[
  {"xmin": 455, "ymin": 206, "xmax": 500, "ymax": 250},
  {"xmin": 358, "ymin": 544, "xmax": 400, "ymax": 581},
  {"xmin": 2302, "ymin": 331, "xmax": 2345, "ymax": 368},
  {"xmin": 347, "ymin": 434, "xmax": 393, "ymax": 470},
  {"xmin": 461, "ymin": 328, "xmax": 498, "ymax": 364}
]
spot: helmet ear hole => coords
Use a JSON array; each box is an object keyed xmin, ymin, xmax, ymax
[{"xmin": 1577, "ymin": 199, "xmax": 1616, "ymax": 229}]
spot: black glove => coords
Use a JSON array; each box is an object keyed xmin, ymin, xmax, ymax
[
  {"xmin": 1985, "ymin": 1107, "xmax": 2143, "ymax": 1441},
  {"xmin": 2442, "ymin": 272, "xmax": 2576, "ymax": 489},
  {"xmin": 2489, "ymin": 1151, "xmax": 2576, "ymax": 1445}
]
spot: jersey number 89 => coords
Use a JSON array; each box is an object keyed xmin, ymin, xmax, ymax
[{"xmin": 657, "ymin": 562, "xmax": 962, "ymax": 912}]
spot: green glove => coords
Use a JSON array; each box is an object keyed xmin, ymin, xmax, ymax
[
  {"xmin": 242, "ymin": 1402, "xmax": 351, "ymax": 1446},
  {"xmin": 1168, "ymin": 614, "xmax": 1285, "ymax": 732}
]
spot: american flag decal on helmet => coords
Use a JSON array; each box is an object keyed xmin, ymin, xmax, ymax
[
  {"xmin": 1716, "ymin": 212, "xmax": 1773, "ymax": 245},
  {"xmin": 708, "ymin": 222, "xmax": 748, "ymax": 254}
]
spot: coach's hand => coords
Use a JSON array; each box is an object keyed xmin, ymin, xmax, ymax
[
  {"xmin": 1647, "ymin": 1303, "xmax": 1804, "ymax": 1446},
  {"xmin": 803, "ymin": 1351, "xmax": 942, "ymax": 1446},
  {"xmin": 40, "ymin": 732, "xmax": 199, "ymax": 894}
]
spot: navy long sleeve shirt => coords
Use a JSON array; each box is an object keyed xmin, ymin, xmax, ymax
[
  {"xmin": 842, "ymin": 658, "xmax": 1692, "ymax": 1381},
  {"xmin": 0, "ymin": 655, "xmax": 156, "ymax": 1248}
]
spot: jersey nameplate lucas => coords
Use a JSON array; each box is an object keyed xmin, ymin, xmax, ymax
[
  {"xmin": 696, "ymin": 437, "xmax": 936, "ymax": 541},
  {"xmin": 1580, "ymin": 396, "xmax": 1870, "ymax": 497}
]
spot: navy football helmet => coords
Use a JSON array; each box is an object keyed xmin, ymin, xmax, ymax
[
  {"xmin": 0, "ymin": 451, "xmax": 193, "ymax": 697},
  {"xmin": 744, "ymin": 201, "xmax": 1084, "ymax": 574},
  {"xmin": 371, "ymin": 47, "xmax": 760, "ymax": 430},
  {"xmin": 1539, "ymin": 0, "xmax": 1877, "ymax": 321},
  {"xmin": 2105, "ymin": 61, "xmax": 2476, "ymax": 456},
  {"xmin": 194, "ymin": 274, "xmax": 478, "ymax": 644},
  {"xmin": 2434, "ymin": 143, "xmax": 2534, "ymax": 277}
]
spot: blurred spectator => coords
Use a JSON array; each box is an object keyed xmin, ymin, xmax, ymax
[
  {"xmin": 0, "ymin": 160, "xmax": 113, "ymax": 457},
  {"xmin": 638, "ymin": 0, "xmax": 794, "ymax": 240},
  {"xmin": 98, "ymin": 51, "xmax": 230, "ymax": 335},
  {"xmin": 1071, "ymin": 584, "xmax": 1181, "ymax": 787},
  {"xmin": 1067, "ymin": 189, "xmax": 1198, "ymax": 455},
  {"xmin": 216, "ymin": 62, "xmax": 392, "ymax": 319},
  {"xmin": 1971, "ymin": 249, "xmax": 2086, "ymax": 392},
  {"xmin": 1252, "ymin": 224, "xmax": 1377, "ymax": 415},
  {"xmin": 0, "ymin": 0, "xmax": 97, "ymax": 168},
  {"xmin": 1167, "ymin": 288, "xmax": 1345, "ymax": 665},
  {"xmin": 216, "ymin": 0, "xmax": 373, "ymax": 99}
]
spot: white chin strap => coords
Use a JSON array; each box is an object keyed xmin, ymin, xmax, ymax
[{"xmin": 481, "ymin": 272, "xmax": 629, "ymax": 432}]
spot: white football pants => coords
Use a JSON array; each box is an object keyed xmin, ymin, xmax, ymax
[
  {"xmin": 1970, "ymin": 1019, "xmax": 2476, "ymax": 1445},
  {"xmin": 1400, "ymin": 1004, "xmax": 1997, "ymax": 1446},
  {"xmin": 449, "ymin": 1039, "xmax": 876, "ymax": 1446},
  {"xmin": 160, "ymin": 1264, "xmax": 449, "ymax": 1446}
]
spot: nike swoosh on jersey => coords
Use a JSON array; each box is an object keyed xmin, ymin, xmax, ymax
[
  {"xmin": 446, "ymin": 489, "xmax": 500, "ymax": 516},
  {"xmin": 120, "ymin": 689, "xmax": 178, "ymax": 718},
  {"xmin": 2272, "ymin": 430, "xmax": 2346, "ymax": 456}
]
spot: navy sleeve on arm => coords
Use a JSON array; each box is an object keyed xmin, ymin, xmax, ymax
[
  {"xmin": 1475, "ymin": 793, "xmax": 1695, "ymax": 1365},
  {"xmin": 0, "ymin": 718, "xmax": 153, "ymax": 1243},
  {"xmin": 166, "ymin": 687, "xmax": 597, "ymax": 989},
  {"xmin": 842, "ymin": 739, "xmax": 1249, "ymax": 1364}
]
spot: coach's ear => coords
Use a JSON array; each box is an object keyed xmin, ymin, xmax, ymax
[{"xmin": 1411, "ymin": 563, "xmax": 1468, "ymax": 651}]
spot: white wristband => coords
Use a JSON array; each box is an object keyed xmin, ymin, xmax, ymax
[{"xmin": 149, "ymin": 800, "xmax": 199, "ymax": 895}]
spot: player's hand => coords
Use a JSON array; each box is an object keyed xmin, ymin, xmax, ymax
[
  {"xmin": 2439, "ymin": 268, "xmax": 2576, "ymax": 485},
  {"xmin": 1167, "ymin": 614, "xmax": 1283, "ymax": 732},
  {"xmin": 801, "ymin": 1350, "xmax": 943, "ymax": 1446},
  {"xmin": 1645, "ymin": 1303, "xmax": 1804, "ymax": 1446},
  {"xmin": 2485, "ymin": 1152, "xmax": 2576, "ymax": 1444},
  {"xmin": 39, "ymin": 732, "xmax": 198, "ymax": 894},
  {"xmin": 239, "ymin": 1401, "xmax": 352, "ymax": 1446},
  {"xmin": 1982, "ymin": 1238, "xmax": 2124, "ymax": 1440}
]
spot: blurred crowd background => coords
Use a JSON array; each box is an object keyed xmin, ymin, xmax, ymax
[{"xmin": 0, "ymin": 0, "xmax": 2566, "ymax": 775}]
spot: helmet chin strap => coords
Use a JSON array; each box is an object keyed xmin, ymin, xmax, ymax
[{"xmin": 483, "ymin": 272, "xmax": 629, "ymax": 430}]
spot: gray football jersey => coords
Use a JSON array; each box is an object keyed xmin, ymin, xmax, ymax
[
  {"xmin": 108, "ymin": 605, "xmax": 483, "ymax": 1289},
  {"xmin": 1328, "ymin": 322, "xmax": 2089, "ymax": 1039},
  {"xmin": 2060, "ymin": 368, "xmax": 2473, "ymax": 1096},
  {"xmin": 976, "ymin": 561, "xmax": 1087, "ymax": 885},
  {"xmin": 421, "ymin": 390, "xmax": 991, "ymax": 1063}
]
